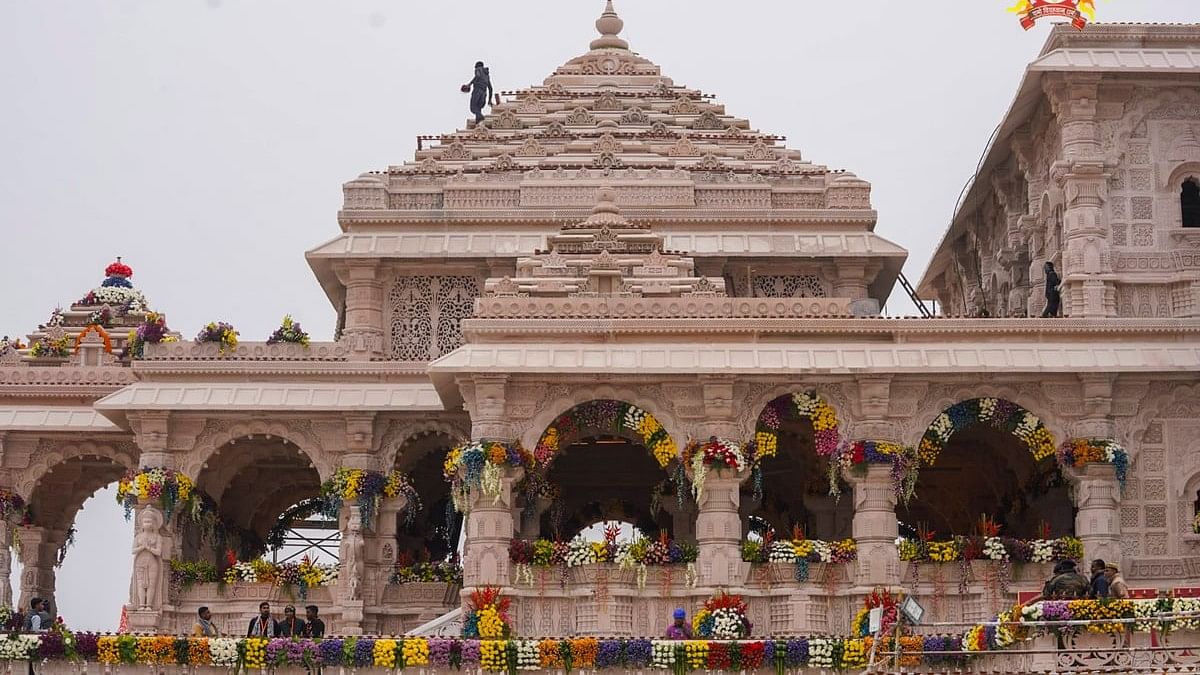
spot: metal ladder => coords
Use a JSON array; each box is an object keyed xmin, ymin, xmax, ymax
[{"xmin": 896, "ymin": 271, "xmax": 934, "ymax": 318}]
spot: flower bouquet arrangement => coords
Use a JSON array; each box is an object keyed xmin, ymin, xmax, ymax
[
  {"xmin": 462, "ymin": 586, "xmax": 511, "ymax": 639},
  {"xmin": 445, "ymin": 441, "xmax": 533, "ymax": 510},
  {"xmin": 920, "ymin": 398, "xmax": 1055, "ymax": 465},
  {"xmin": 829, "ymin": 440, "xmax": 920, "ymax": 503},
  {"xmin": 195, "ymin": 321, "xmax": 239, "ymax": 355},
  {"xmin": 169, "ymin": 559, "xmax": 220, "ymax": 590},
  {"xmin": 115, "ymin": 467, "xmax": 196, "ymax": 519},
  {"xmin": 390, "ymin": 558, "xmax": 463, "ymax": 585},
  {"xmin": 851, "ymin": 588, "xmax": 902, "ymax": 638},
  {"xmin": 741, "ymin": 527, "xmax": 858, "ymax": 565},
  {"xmin": 681, "ymin": 437, "xmax": 747, "ymax": 500},
  {"xmin": 1057, "ymin": 438, "xmax": 1129, "ymax": 487},
  {"xmin": 29, "ymin": 335, "xmax": 71, "ymax": 358},
  {"xmin": 320, "ymin": 468, "xmax": 421, "ymax": 528},
  {"xmin": 267, "ymin": 314, "xmax": 310, "ymax": 346},
  {"xmin": 0, "ymin": 489, "xmax": 29, "ymax": 525},
  {"xmin": 124, "ymin": 311, "xmax": 177, "ymax": 359},
  {"xmin": 76, "ymin": 259, "xmax": 148, "ymax": 312},
  {"xmin": 694, "ymin": 591, "xmax": 751, "ymax": 639}
]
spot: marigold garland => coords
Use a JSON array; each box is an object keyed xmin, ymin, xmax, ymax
[{"xmin": 445, "ymin": 441, "xmax": 533, "ymax": 511}]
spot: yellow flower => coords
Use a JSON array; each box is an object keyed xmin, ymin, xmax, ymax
[
  {"xmin": 841, "ymin": 639, "xmax": 867, "ymax": 668},
  {"xmin": 479, "ymin": 606, "xmax": 506, "ymax": 638},
  {"xmin": 97, "ymin": 637, "xmax": 120, "ymax": 665},
  {"xmin": 480, "ymin": 641, "xmax": 507, "ymax": 672},
  {"xmin": 243, "ymin": 638, "xmax": 268, "ymax": 669},
  {"xmin": 755, "ymin": 431, "xmax": 778, "ymax": 458},
  {"xmin": 374, "ymin": 639, "xmax": 397, "ymax": 669},
  {"xmin": 402, "ymin": 639, "xmax": 430, "ymax": 667}
]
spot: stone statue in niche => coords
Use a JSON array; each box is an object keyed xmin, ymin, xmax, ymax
[
  {"xmin": 130, "ymin": 508, "xmax": 164, "ymax": 609},
  {"xmin": 343, "ymin": 511, "xmax": 364, "ymax": 601}
]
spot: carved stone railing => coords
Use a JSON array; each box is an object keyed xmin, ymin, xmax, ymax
[
  {"xmin": 168, "ymin": 583, "xmax": 337, "ymax": 635},
  {"xmin": 143, "ymin": 341, "xmax": 349, "ymax": 361},
  {"xmin": 475, "ymin": 296, "xmax": 856, "ymax": 319},
  {"xmin": 372, "ymin": 582, "xmax": 461, "ymax": 635}
]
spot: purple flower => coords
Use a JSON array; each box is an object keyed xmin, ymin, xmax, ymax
[
  {"xmin": 38, "ymin": 631, "xmax": 65, "ymax": 659},
  {"xmin": 1042, "ymin": 601, "xmax": 1071, "ymax": 622},
  {"xmin": 596, "ymin": 640, "xmax": 623, "ymax": 668},
  {"xmin": 74, "ymin": 633, "xmax": 99, "ymax": 660},
  {"xmin": 785, "ymin": 639, "xmax": 808, "ymax": 667},
  {"xmin": 428, "ymin": 639, "xmax": 453, "ymax": 668},
  {"xmin": 318, "ymin": 639, "xmax": 343, "ymax": 666},
  {"xmin": 460, "ymin": 640, "xmax": 481, "ymax": 666},
  {"xmin": 625, "ymin": 639, "xmax": 652, "ymax": 668},
  {"xmin": 353, "ymin": 638, "xmax": 374, "ymax": 667},
  {"xmin": 266, "ymin": 638, "xmax": 290, "ymax": 667}
]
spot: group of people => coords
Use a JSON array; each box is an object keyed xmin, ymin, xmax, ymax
[
  {"xmin": 189, "ymin": 602, "xmax": 325, "ymax": 639},
  {"xmin": 1037, "ymin": 558, "xmax": 1128, "ymax": 600}
]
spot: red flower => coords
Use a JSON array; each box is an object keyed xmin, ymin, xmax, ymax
[{"xmin": 105, "ymin": 260, "xmax": 134, "ymax": 278}]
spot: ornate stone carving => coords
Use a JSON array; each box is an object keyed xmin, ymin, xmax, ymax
[
  {"xmin": 564, "ymin": 107, "xmax": 596, "ymax": 126},
  {"xmin": 668, "ymin": 96, "xmax": 700, "ymax": 115},
  {"xmin": 439, "ymin": 141, "xmax": 472, "ymax": 161},
  {"xmin": 691, "ymin": 111, "xmax": 724, "ymax": 131},
  {"xmin": 619, "ymin": 106, "xmax": 650, "ymax": 125},
  {"xmin": 388, "ymin": 276, "xmax": 479, "ymax": 361}
]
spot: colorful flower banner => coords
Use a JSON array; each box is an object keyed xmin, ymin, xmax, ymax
[
  {"xmin": 919, "ymin": 398, "xmax": 1055, "ymax": 466},
  {"xmin": 751, "ymin": 391, "xmax": 840, "ymax": 462},
  {"xmin": 534, "ymin": 400, "xmax": 677, "ymax": 469}
]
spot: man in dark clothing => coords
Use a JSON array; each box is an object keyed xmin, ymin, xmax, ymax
[
  {"xmin": 21, "ymin": 598, "xmax": 52, "ymax": 631},
  {"xmin": 1042, "ymin": 559, "xmax": 1090, "ymax": 599},
  {"xmin": 1041, "ymin": 261, "xmax": 1062, "ymax": 318},
  {"xmin": 275, "ymin": 605, "xmax": 305, "ymax": 638},
  {"xmin": 463, "ymin": 61, "xmax": 493, "ymax": 123},
  {"xmin": 1089, "ymin": 559, "xmax": 1111, "ymax": 599},
  {"xmin": 303, "ymin": 605, "xmax": 325, "ymax": 639}
]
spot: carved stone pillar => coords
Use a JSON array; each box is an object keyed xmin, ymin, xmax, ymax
[
  {"xmin": 127, "ymin": 503, "xmax": 173, "ymax": 632},
  {"xmin": 1027, "ymin": 229, "xmax": 1047, "ymax": 317},
  {"xmin": 846, "ymin": 464, "xmax": 900, "ymax": 587},
  {"xmin": 462, "ymin": 470, "xmax": 521, "ymax": 589},
  {"xmin": 338, "ymin": 504, "xmax": 367, "ymax": 635},
  {"xmin": 16, "ymin": 526, "xmax": 57, "ymax": 612},
  {"xmin": 1073, "ymin": 464, "xmax": 1122, "ymax": 568},
  {"xmin": 695, "ymin": 469, "xmax": 745, "ymax": 587},
  {"xmin": 0, "ymin": 527, "xmax": 11, "ymax": 608},
  {"xmin": 336, "ymin": 262, "xmax": 386, "ymax": 361},
  {"xmin": 362, "ymin": 499, "xmax": 403, "ymax": 633},
  {"xmin": 660, "ymin": 498, "xmax": 698, "ymax": 545}
]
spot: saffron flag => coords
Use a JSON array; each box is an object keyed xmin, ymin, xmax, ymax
[{"xmin": 118, "ymin": 605, "xmax": 129, "ymax": 634}]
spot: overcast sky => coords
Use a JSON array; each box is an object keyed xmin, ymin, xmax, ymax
[{"xmin": 2, "ymin": 0, "xmax": 1195, "ymax": 631}]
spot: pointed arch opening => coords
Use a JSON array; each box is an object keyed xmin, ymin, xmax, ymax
[
  {"xmin": 393, "ymin": 431, "xmax": 463, "ymax": 564},
  {"xmin": 1183, "ymin": 177, "xmax": 1200, "ymax": 228}
]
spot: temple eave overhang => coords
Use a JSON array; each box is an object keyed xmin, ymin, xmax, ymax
[{"xmin": 0, "ymin": 405, "xmax": 123, "ymax": 433}]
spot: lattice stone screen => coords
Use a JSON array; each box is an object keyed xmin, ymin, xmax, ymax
[
  {"xmin": 744, "ymin": 274, "xmax": 828, "ymax": 298},
  {"xmin": 388, "ymin": 275, "xmax": 480, "ymax": 361}
]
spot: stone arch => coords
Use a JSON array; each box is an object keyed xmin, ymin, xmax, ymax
[
  {"xmin": 905, "ymin": 385, "xmax": 1067, "ymax": 454},
  {"xmin": 379, "ymin": 418, "xmax": 469, "ymax": 471},
  {"xmin": 914, "ymin": 396, "xmax": 1059, "ymax": 466},
  {"xmin": 519, "ymin": 386, "xmax": 681, "ymax": 457},
  {"xmin": 1125, "ymin": 382, "xmax": 1200, "ymax": 464},
  {"xmin": 385, "ymin": 425, "xmax": 466, "ymax": 562},
  {"xmin": 19, "ymin": 441, "xmax": 138, "ymax": 538},
  {"xmin": 743, "ymin": 386, "xmax": 848, "ymax": 457},
  {"xmin": 181, "ymin": 419, "xmax": 331, "ymax": 483},
  {"xmin": 15, "ymin": 440, "xmax": 138, "ymax": 500},
  {"xmin": 530, "ymin": 399, "xmax": 679, "ymax": 470}
]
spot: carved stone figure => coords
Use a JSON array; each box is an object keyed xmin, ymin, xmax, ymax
[
  {"xmin": 130, "ymin": 508, "xmax": 164, "ymax": 610},
  {"xmin": 342, "ymin": 512, "xmax": 364, "ymax": 602}
]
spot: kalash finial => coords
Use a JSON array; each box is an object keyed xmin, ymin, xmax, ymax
[{"xmin": 591, "ymin": 0, "xmax": 628, "ymax": 51}]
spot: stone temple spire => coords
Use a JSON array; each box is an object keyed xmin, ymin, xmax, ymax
[{"xmin": 590, "ymin": 1, "xmax": 629, "ymax": 51}]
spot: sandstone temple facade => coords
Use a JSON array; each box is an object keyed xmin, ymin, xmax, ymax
[{"xmin": 1, "ymin": 3, "xmax": 1198, "ymax": 655}]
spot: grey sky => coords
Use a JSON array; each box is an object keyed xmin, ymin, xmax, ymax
[{"xmin": 2, "ymin": 0, "xmax": 1194, "ymax": 631}]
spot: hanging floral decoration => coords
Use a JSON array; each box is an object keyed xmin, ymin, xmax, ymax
[
  {"xmin": 694, "ymin": 591, "xmax": 752, "ymax": 639},
  {"xmin": 390, "ymin": 557, "xmax": 463, "ymax": 585},
  {"xmin": 533, "ymin": 400, "xmax": 677, "ymax": 469},
  {"xmin": 1057, "ymin": 438, "xmax": 1129, "ymax": 488},
  {"xmin": 749, "ymin": 391, "xmax": 841, "ymax": 463},
  {"xmin": 195, "ymin": 321, "xmax": 239, "ymax": 355},
  {"xmin": 0, "ymin": 490, "xmax": 30, "ymax": 526},
  {"xmin": 115, "ymin": 467, "xmax": 196, "ymax": 520},
  {"xmin": 899, "ymin": 530, "xmax": 1082, "ymax": 564},
  {"xmin": 510, "ymin": 533, "xmax": 698, "ymax": 569},
  {"xmin": 267, "ymin": 315, "xmax": 310, "ymax": 346},
  {"xmin": 828, "ymin": 441, "xmax": 920, "ymax": 502},
  {"xmin": 741, "ymin": 531, "xmax": 858, "ymax": 565},
  {"xmin": 851, "ymin": 588, "xmax": 902, "ymax": 638},
  {"xmin": 462, "ymin": 586, "xmax": 512, "ymax": 639},
  {"xmin": 919, "ymin": 398, "xmax": 1055, "ymax": 466},
  {"xmin": 680, "ymin": 437, "xmax": 748, "ymax": 501},
  {"xmin": 72, "ymin": 324, "xmax": 113, "ymax": 354},
  {"xmin": 29, "ymin": 335, "xmax": 72, "ymax": 359},
  {"xmin": 319, "ymin": 468, "xmax": 421, "ymax": 529},
  {"xmin": 444, "ymin": 441, "xmax": 533, "ymax": 512},
  {"xmin": 221, "ymin": 555, "xmax": 337, "ymax": 598},
  {"xmin": 124, "ymin": 311, "xmax": 177, "ymax": 359}
]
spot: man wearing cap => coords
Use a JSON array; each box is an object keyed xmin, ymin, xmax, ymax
[
  {"xmin": 664, "ymin": 608, "xmax": 692, "ymax": 640},
  {"xmin": 1104, "ymin": 563, "xmax": 1131, "ymax": 646}
]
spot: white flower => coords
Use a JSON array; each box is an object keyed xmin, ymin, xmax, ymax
[
  {"xmin": 516, "ymin": 641, "xmax": 540, "ymax": 670},
  {"xmin": 811, "ymin": 540, "xmax": 833, "ymax": 563},
  {"xmin": 623, "ymin": 408, "xmax": 648, "ymax": 433},
  {"xmin": 87, "ymin": 285, "xmax": 149, "ymax": 311},
  {"xmin": 767, "ymin": 540, "xmax": 796, "ymax": 563},
  {"xmin": 710, "ymin": 608, "xmax": 746, "ymax": 639},
  {"xmin": 983, "ymin": 537, "xmax": 1008, "ymax": 561},
  {"xmin": 651, "ymin": 641, "xmax": 676, "ymax": 668},
  {"xmin": 1029, "ymin": 540, "xmax": 1053, "ymax": 563},
  {"xmin": 0, "ymin": 634, "xmax": 39, "ymax": 661},
  {"xmin": 565, "ymin": 538, "xmax": 596, "ymax": 567},
  {"xmin": 808, "ymin": 638, "xmax": 834, "ymax": 668},
  {"xmin": 978, "ymin": 398, "xmax": 997, "ymax": 420},
  {"xmin": 210, "ymin": 638, "xmax": 240, "ymax": 667},
  {"xmin": 1021, "ymin": 604, "xmax": 1043, "ymax": 621},
  {"xmin": 793, "ymin": 392, "xmax": 818, "ymax": 415}
]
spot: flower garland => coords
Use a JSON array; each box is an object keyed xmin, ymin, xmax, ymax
[
  {"xmin": 919, "ymin": 398, "xmax": 1055, "ymax": 466},
  {"xmin": 829, "ymin": 440, "xmax": 920, "ymax": 502},
  {"xmin": 899, "ymin": 535, "xmax": 1082, "ymax": 564},
  {"xmin": 463, "ymin": 586, "xmax": 512, "ymax": 639},
  {"xmin": 509, "ymin": 534, "xmax": 698, "ymax": 569},
  {"xmin": 319, "ymin": 468, "xmax": 421, "ymax": 528},
  {"xmin": 195, "ymin": 321, "xmax": 239, "ymax": 355},
  {"xmin": 0, "ymin": 490, "xmax": 30, "ymax": 525},
  {"xmin": 72, "ymin": 324, "xmax": 114, "ymax": 354},
  {"xmin": 267, "ymin": 314, "xmax": 310, "ymax": 346},
  {"xmin": 390, "ymin": 559, "xmax": 463, "ymax": 585},
  {"xmin": 681, "ymin": 437, "xmax": 747, "ymax": 501},
  {"xmin": 750, "ymin": 391, "xmax": 840, "ymax": 463},
  {"xmin": 125, "ymin": 311, "xmax": 177, "ymax": 359},
  {"xmin": 444, "ymin": 441, "xmax": 533, "ymax": 511},
  {"xmin": 1057, "ymin": 438, "xmax": 1129, "ymax": 488},
  {"xmin": 221, "ymin": 556, "xmax": 337, "ymax": 598},
  {"xmin": 115, "ymin": 467, "xmax": 196, "ymax": 520},
  {"xmin": 29, "ymin": 335, "xmax": 71, "ymax": 358},
  {"xmin": 741, "ymin": 535, "xmax": 858, "ymax": 565},
  {"xmin": 694, "ymin": 591, "xmax": 751, "ymax": 639},
  {"xmin": 533, "ymin": 400, "xmax": 677, "ymax": 469}
]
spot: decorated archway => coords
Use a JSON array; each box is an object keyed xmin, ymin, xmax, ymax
[
  {"xmin": 525, "ymin": 400, "xmax": 680, "ymax": 541},
  {"xmin": 907, "ymin": 398, "xmax": 1070, "ymax": 538},
  {"xmin": 745, "ymin": 391, "xmax": 851, "ymax": 540},
  {"xmin": 393, "ymin": 430, "xmax": 462, "ymax": 563}
]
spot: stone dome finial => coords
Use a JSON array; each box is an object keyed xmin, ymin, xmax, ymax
[{"xmin": 591, "ymin": 0, "xmax": 629, "ymax": 51}]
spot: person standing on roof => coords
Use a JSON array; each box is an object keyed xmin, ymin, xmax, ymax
[{"xmin": 463, "ymin": 61, "xmax": 493, "ymax": 124}]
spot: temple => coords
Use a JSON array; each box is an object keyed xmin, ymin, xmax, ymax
[{"xmin": 1, "ymin": 3, "xmax": 1199, "ymax": 671}]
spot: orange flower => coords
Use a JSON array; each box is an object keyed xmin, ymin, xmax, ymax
[
  {"xmin": 487, "ymin": 443, "xmax": 507, "ymax": 463},
  {"xmin": 539, "ymin": 640, "xmax": 563, "ymax": 669},
  {"xmin": 571, "ymin": 638, "xmax": 598, "ymax": 668}
]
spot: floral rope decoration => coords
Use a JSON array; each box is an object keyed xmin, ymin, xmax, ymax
[
  {"xmin": 319, "ymin": 468, "xmax": 422, "ymax": 529},
  {"xmin": 681, "ymin": 437, "xmax": 747, "ymax": 501},
  {"xmin": 533, "ymin": 400, "xmax": 678, "ymax": 469},
  {"xmin": 195, "ymin": 321, "xmax": 239, "ymax": 355},
  {"xmin": 750, "ymin": 391, "xmax": 840, "ymax": 462},
  {"xmin": 830, "ymin": 441, "xmax": 920, "ymax": 502},
  {"xmin": 1057, "ymin": 438, "xmax": 1129, "ymax": 488},
  {"xmin": 222, "ymin": 555, "xmax": 338, "ymax": 598},
  {"xmin": 115, "ymin": 467, "xmax": 196, "ymax": 520},
  {"xmin": 444, "ymin": 441, "xmax": 533, "ymax": 512},
  {"xmin": 72, "ymin": 324, "xmax": 113, "ymax": 354},
  {"xmin": 919, "ymin": 398, "xmax": 1055, "ymax": 466}
]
